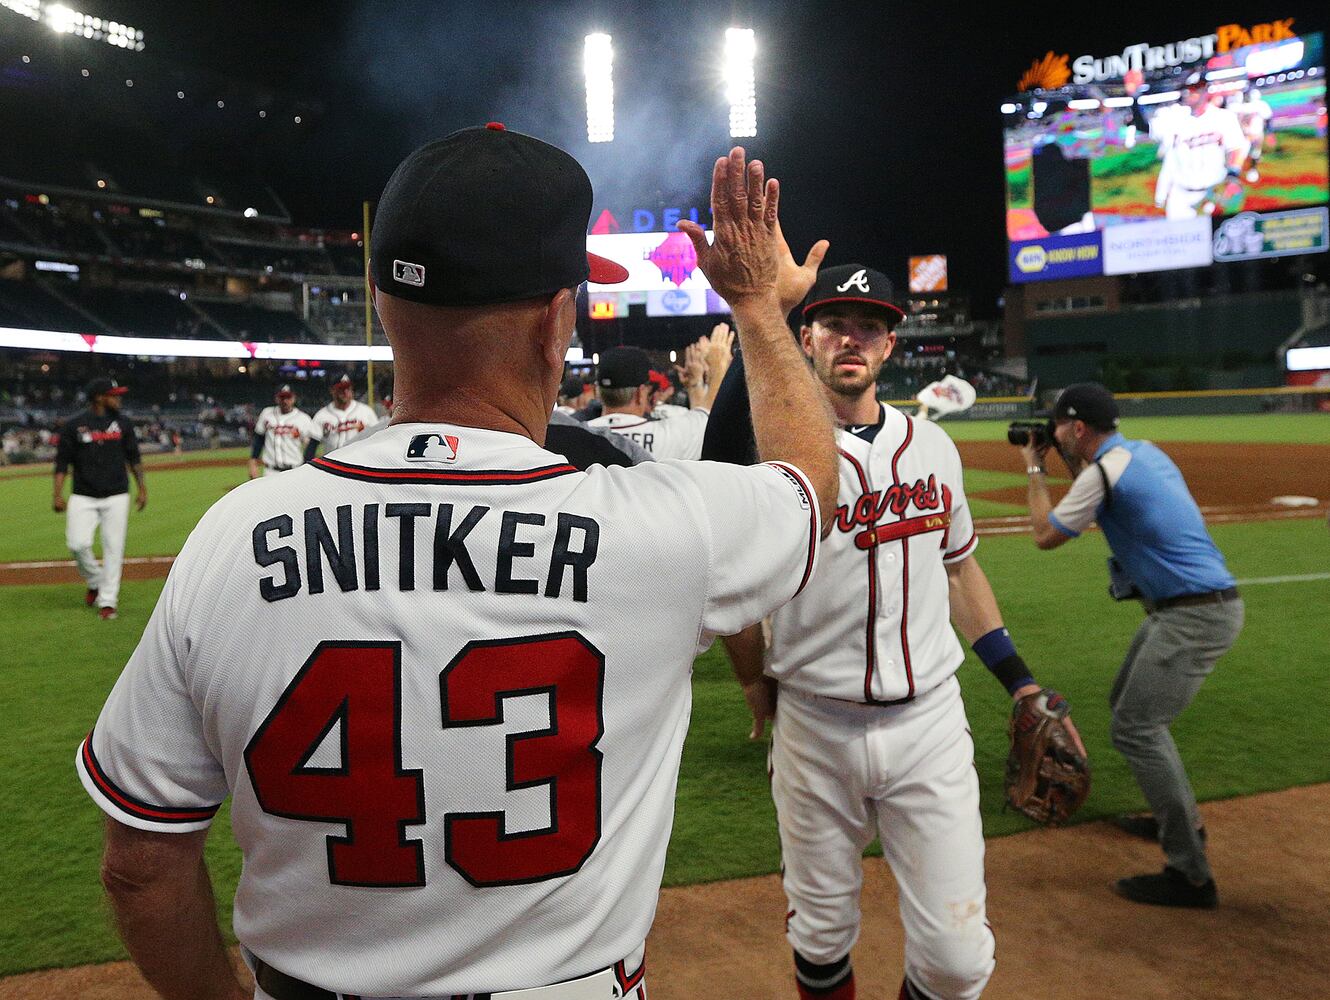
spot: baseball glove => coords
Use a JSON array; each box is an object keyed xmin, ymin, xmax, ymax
[{"xmin": 1005, "ymin": 689, "xmax": 1090, "ymax": 826}]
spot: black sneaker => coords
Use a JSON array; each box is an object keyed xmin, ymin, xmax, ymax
[
  {"xmin": 1111, "ymin": 814, "xmax": 1206, "ymax": 843},
  {"xmin": 1115, "ymin": 866, "xmax": 1217, "ymax": 908}
]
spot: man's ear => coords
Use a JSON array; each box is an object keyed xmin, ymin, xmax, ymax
[
  {"xmin": 539, "ymin": 288, "xmax": 576, "ymax": 370},
  {"xmin": 800, "ymin": 325, "xmax": 814, "ymax": 358}
]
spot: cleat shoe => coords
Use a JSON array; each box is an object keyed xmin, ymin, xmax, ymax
[
  {"xmin": 98, "ymin": 607, "xmax": 118, "ymax": 621},
  {"xmin": 1115, "ymin": 867, "xmax": 1217, "ymax": 908},
  {"xmin": 1111, "ymin": 814, "xmax": 1206, "ymax": 842},
  {"xmin": 85, "ymin": 588, "xmax": 98, "ymax": 607},
  {"xmin": 1245, "ymin": 169, "xmax": 1259, "ymax": 183}
]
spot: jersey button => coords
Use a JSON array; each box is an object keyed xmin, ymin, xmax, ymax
[{"xmin": 886, "ymin": 553, "xmax": 897, "ymax": 562}]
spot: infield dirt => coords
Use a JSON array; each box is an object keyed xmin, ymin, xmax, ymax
[{"xmin": 2, "ymin": 784, "xmax": 1326, "ymax": 999}]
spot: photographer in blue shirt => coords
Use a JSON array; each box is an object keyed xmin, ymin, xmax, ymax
[{"xmin": 1021, "ymin": 383, "xmax": 1243, "ymax": 909}]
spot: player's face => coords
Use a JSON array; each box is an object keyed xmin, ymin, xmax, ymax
[
  {"xmin": 277, "ymin": 394, "xmax": 295, "ymax": 412},
  {"xmin": 1183, "ymin": 85, "xmax": 1209, "ymax": 112},
  {"xmin": 802, "ymin": 305, "xmax": 897, "ymax": 399},
  {"xmin": 101, "ymin": 393, "xmax": 122, "ymax": 412},
  {"xmin": 332, "ymin": 383, "xmax": 353, "ymax": 405}
]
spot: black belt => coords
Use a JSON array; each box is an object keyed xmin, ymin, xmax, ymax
[
  {"xmin": 255, "ymin": 960, "xmax": 344, "ymax": 1000},
  {"xmin": 264, "ymin": 463, "xmax": 295, "ymax": 471},
  {"xmin": 1148, "ymin": 586, "xmax": 1240, "ymax": 612}
]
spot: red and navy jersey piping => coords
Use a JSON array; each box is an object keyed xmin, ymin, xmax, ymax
[
  {"xmin": 81, "ymin": 729, "xmax": 221, "ymax": 824},
  {"xmin": 768, "ymin": 461, "xmax": 819, "ymax": 597},
  {"xmin": 889, "ymin": 419, "xmax": 917, "ymax": 699},
  {"xmin": 311, "ymin": 455, "xmax": 579, "ymax": 486}
]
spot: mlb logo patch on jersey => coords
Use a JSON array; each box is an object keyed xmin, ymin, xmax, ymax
[
  {"xmin": 406, "ymin": 433, "xmax": 460, "ymax": 463},
  {"xmin": 771, "ymin": 464, "xmax": 812, "ymax": 511},
  {"xmin": 393, "ymin": 259, "xmax": 426, "ymax": 287}
]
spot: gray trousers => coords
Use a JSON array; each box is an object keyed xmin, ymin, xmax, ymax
[{"xmin": 1109, "ymin": 598, "xmax": 1245, "ymax": 883}]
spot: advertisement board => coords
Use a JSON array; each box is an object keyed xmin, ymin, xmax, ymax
[
  {"xmin": 1212, "ymin": 206, "xmax": 1329, "ymax": 260},
  {"xmin": 909, "ymin": 255, "xmax": 949, "ymax": 292},
  {"xmin": 1004, "ymin": 24, "xmax": 1328, "ymax": 281},
  {"xmin": 1008, "ymin": 231, "xmax": 1104, "ymax": 283},
  {"xmin": 587, "ymin": 231, "xmax": 714, "ymax": 293},
  {"xmin": 1102, "ymin": 217, "xmax": 1214, "ymax": 274}
]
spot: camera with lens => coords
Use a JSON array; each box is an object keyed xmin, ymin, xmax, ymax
[{"xmin": 1007, "ymin": 419, "xmax": 1056, "ymax": 448}]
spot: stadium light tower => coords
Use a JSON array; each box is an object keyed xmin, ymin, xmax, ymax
[
  {"xmin": 584, "ymin": 32, "xmax": 615, "ymax": 143},
  {"xmin": 724, "ymin": 27, "xmax": 757, "ymax": 138},
  {"xmin": 0, "ymin": 1, "xmax": 145, "ymax": 49}
]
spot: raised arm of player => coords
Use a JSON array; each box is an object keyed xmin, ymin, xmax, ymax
[
  {"xmin": 679, "ymin": 147, "xmax": 837, "ymax": 525},
  {"xmin": 701, "ymin": 322, "xmax": 736, "ymax": 410}
]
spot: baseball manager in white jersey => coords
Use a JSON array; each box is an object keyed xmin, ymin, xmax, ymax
[
  {"xmin": 311, "ymin": 373, "xmax": 379, "ymax": 454},
  {"xmin": 707, "ymin": 264, "xmax": 1084, "ymax": 1000},
  {"xmin": 77, "ymin": 132, "xmax": 838, "ymax": 1000},
  {"xmin": 249, "ymin": 384, "xmax": 318, "ymax": 478}
]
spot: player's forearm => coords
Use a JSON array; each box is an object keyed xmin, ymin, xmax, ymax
[
  {"xmin": 52, "ymin": 471, "xmax": 66, "ymax": 500},
  {"xmin": 730, "ymin": 296, "xmax": 838, "ymax": 524},
  {"xmin": 946, "ymin": 557, "xmax": 1004, "ymax": 644},
  {"xmin": 947, "ymin": 558, "xmax": 1036, "ymax": 697},
  {"xmin": 721, "ymin": 623, "xmax": 766, "ymax": 686},
  {"xmin": 102, "ymin": 829, "xmax": 248, "ymax": 1000},
  {"xmin": 130, "ymin": 463, "xmax": 146, "ymax": 490}
]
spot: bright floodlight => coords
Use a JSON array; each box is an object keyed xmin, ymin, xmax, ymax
[
  {"xmin": 584, "ymin": 32, "xmax": 614, "ymax": 143},
  {"xmin": 9, "ymin": 1, "xmax": 145, "ymax": 49},
  {"xmin": 724, "ymin": 28, "xmax": 757, "ymax": 138},
  {"xmin": 0, "ymin": 0, "xmax": 41, "ymax": 21}
]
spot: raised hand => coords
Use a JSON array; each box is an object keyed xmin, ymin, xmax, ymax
[
  {"xmin": 677, "ymin": 147, "xmax": 782, "ymax": 308},
  {"xmin": 774, "ymin": 221, "xmax": 830, "ymax": 316}
]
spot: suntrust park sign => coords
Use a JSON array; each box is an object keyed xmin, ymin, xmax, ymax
[{"xmin": 1063, "ymin": 18, "xmax": 1297, "ymax": 83}]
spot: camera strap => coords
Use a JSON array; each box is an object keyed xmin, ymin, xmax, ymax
[{"xmin": 1095, "ymin": 459, "xmax": 1113, "ymax": 511}]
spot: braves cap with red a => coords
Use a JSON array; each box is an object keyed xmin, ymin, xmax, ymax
[
  {"xmin": 802, "ymin": 264, "xmax": 904, "ymax": 323},
  {"xmin": 85, "ymin": 377, "xmax": 128, "ymax": 397},
  {"xmin": 371, "ymin": 123, "xmax": 629, "ymax": 307},
  {"xmin": 333, "ymin": 373, "xmax": 353, "ymax": 387},
  {"xmin": 276, "ymin": 384, "xmax": 295, "ymax": 398}
]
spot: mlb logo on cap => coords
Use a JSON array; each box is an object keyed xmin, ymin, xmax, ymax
[{"xmin": 393, "ymin": 259, "xmax": 426, "ymax": 287}]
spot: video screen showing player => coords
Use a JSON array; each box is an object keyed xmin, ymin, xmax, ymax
[{"xmin": 1003, "ymin": 30, "xmax": 1328, "ymax": 241}]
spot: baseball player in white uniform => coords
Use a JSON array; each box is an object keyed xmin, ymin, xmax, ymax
[
  {"xmin": 77, "ymin": 136, "xmax": 840, "ymax": 1000},
  {"xmin": 249, "ymin": 385, "xmax": 318, "ymax": 478},
  {"xmin": 1230, "ymin": 87, "xmax": 1274, "ymax": 182},
  {"xmin": 1154, "ymin": 74, "xmax": 1248, "ymax": 220},
  {"xmin": 311, "ymin": 374, "xmax": 379, "ymax": 454},
  {"xmin": 709, "ymin": 264, "xmax": 1084, "ymax": 1000},
  {"xmin": 588, "ymin": 330, "xmax": 732, "ymax": 461}
]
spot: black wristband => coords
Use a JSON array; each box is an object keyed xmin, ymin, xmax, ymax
[{"xmin": 987, "ymin": 653, "xmax": 1035, "ymax": 696}]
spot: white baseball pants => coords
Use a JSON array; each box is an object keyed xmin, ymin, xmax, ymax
[
  {"xmin": 252, "ymin": 966, "xmax": 643, "ymax": 1000},
  {"xmin": 772, "ymin": 677, "xmax": 995, "ymax": 1000},
  {"xmin": 65, "ymin": 492, "xmax": 129, "ymax": 609}
]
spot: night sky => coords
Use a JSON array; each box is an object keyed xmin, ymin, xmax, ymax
[{"xmin": 16, "ymin": 1, "xmax": 1330, "ymax": 317}]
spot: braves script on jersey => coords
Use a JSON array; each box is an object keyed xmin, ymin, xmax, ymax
[
  {"xmin": 255, "ymin": 406, "xmax": 317, "ymax": 470},
  {"xmin": 311, "ymin": 399, "xmax": 379, "ymax": 452},
  {"xmin": 76, "ymin": 423, "xmax": 818, "ymax": 996},
  {"xmin": 765, "ymin": 406, "xmax": 976, "ymax": 703}
]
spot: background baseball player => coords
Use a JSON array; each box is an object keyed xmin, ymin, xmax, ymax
[
  {"xmin": 1149, "ymin": 73, "xmax": 1248, "ymax": 220},
  {"xmin": 77, "ymin": 136, "xmax": 838, "ymax": 1000},
  {"xmin": 555, "ymin": 373, "xmax": 594, "ymax": 415},
  {"xmin": 588, "ymin": 330, "xmax": 732, "ymax": 460},
  {"xmin": 310, "ymin": 373, "xmax": 378, "ymax": 454},
  {"xmin": 248, "ymin": 384, "xmax": 317, "ymax": 478},
  {"xmin": 52, "ymin": 376, "xmax": 146, "ymax": 620},
  {"xmin": 707, "ymin": 263, "xmax": 1083, "ymax": 1000},
  {"xmin": 1230, "ymin": 87, "xmax": 1274, "ymax": 182}
]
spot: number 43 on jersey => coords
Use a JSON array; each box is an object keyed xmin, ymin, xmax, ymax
[{"xmin": 244, "ymin": 634, "xmax": 605, "ymax": 888}]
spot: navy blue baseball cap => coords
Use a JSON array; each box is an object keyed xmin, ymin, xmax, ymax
[
  {"xmin": 802, "ymin": 264, "xmax": 905, "ymax": 323},
  {"xmin": 1053, "ymin": 383, "xmax": 1120, "ymax": 430},
  {"xmin": 371, "ymin": 123, "xmax": 628, "ymax": 307}
]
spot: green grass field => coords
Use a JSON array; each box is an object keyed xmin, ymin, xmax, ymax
[{"xmin": 1, "ymin": 420, "xmax": 1327, "ymax": 975}]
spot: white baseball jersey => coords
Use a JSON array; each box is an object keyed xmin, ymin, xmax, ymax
[
  {"xmin": 255, "ymin": 406, "xmax": 317, "ymax": 470},
  {"xmin": 311, "ymin": 399, "xmax": 378, "ymax": 453},
  {"xmin": 1160, "ymin": 104, "xmax": 1248, "ymax": 191},
  {"xmin": 587, "ymin": 409, "xmax": 709, "ymax": 461},
  {"xmin": 765, "ymin": 404, "xmax": 976, "ymax": 703},
  {"xmin": 76, "ymin": 422, "xmax": 819, "ymax": 996},
  {"xmin": 1233, "ymin": 96, "xmax": 1273, "ymax": 137}
]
